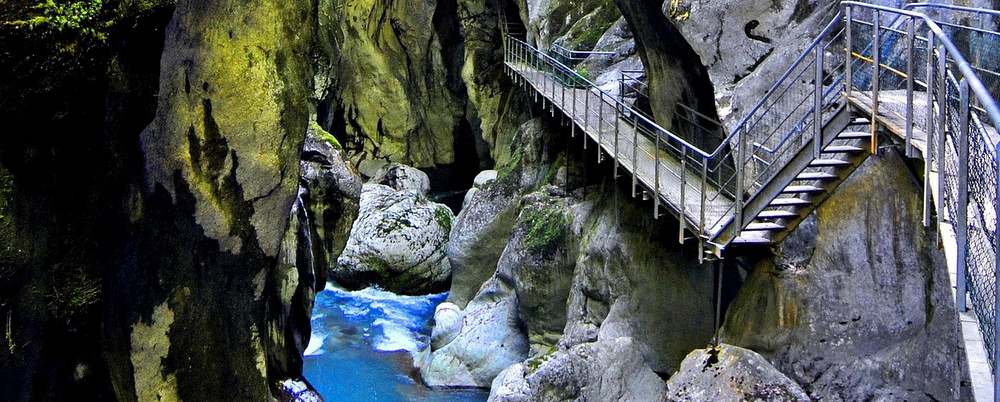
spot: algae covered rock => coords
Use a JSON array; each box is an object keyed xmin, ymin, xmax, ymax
[
  {"xmin": 666, "ymin": 344, "xmax": 809, "ymax": 402},
  {"xmin": 335, "ymin": 183, "xmax": 453, "ymax": 294},
  {"xmin": 300, "ymin": 124, "xmax": 363, "ymax": 272}
]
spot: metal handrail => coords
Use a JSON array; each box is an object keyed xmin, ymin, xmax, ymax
[
  {"xmin": 844, "ymin": 2, "xmax": 1000, "ymax": 127},
  {"xmin": 550, "ymin": 43, "xmax": 615, "ymax": 61},
  {"xmin": 507, "ymin": 36, "xmax": 718, "ymax": 159}
]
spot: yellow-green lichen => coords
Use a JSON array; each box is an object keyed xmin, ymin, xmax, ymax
[{"xmin": 130, "ymin": 301, "xmax": 179, "ymax": 402}]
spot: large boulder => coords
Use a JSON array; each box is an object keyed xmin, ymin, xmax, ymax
[
  {"xmin": 335, "ymin": 183, "xmax": 453, "ymax": 294},
  {"xmin": 420, "ymin": 187, "xmax": 577, "ymax": 387},
  {"xmin": 487, "ymin": 337, "xmax": 668, "ymax": 402},
  {"xmin": 666, "ymin": 344, "xmax": 809, "ymax": 402},
  {"xmin": 369, "ymin": 163, "xmax": 431, "ymax": 195},
  {"xmin": 721, "ymin": 153, "xmax": 961, "ymax": 400},
  {"xmin": 418, "ymin": 276, "xmax": 529, "ymax": 387}
]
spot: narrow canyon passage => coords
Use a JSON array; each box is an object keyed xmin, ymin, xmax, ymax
[{"xmin": 0, "ymin": 0, "xmax": 992, "ymax": 401}]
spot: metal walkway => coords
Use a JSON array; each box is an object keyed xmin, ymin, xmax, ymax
[{"xmin": 503, "ymin": 2, "xmax": 1000, "ymax": 399}]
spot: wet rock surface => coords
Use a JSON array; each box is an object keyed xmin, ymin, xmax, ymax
[{"xmin": 335, "ymin": 183, "xmax": 454, "ymax": 295}]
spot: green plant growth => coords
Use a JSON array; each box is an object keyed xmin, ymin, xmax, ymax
[
  {"xmin": 433, "ymin": 206, "xmax": 452, "ymax": 232},
  {"xmin": 310, "ymin": 120, "xmax": 342, "ymax": 149},
  {"xmin": 521, "ymin": 204, "xmax": 569, "ymax": 253}
]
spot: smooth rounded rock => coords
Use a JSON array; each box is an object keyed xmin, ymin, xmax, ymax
[
  {"xmin": 369, "ymin": 163, "xmax": 431, "ymax": 195},
  {"xmin": 334, "ymin": 183, "xmax": 453, "ymax": 294}
]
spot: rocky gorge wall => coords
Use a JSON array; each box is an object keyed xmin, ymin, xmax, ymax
[{"xmin": 0, "ymin": 0, "xmax": 972, "ymax": 400}]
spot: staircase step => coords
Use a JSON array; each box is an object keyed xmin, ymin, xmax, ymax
[
  {"xmin": 809, "ymin": 158, "xmax": 851, "ymax": 167},
  {"xmin": 756, "ymin": 210, "xmax": 800, "ymax": 220},
  {"xmin": 837, "ymin": 132, "xmax": 871, "ymax": 140},
  {"xmin": 781, "ymin": 185, "xmax": 825, "ymax": 194},
  {"xmin": 769, "ymin": 198, "xmax": 812, "ymax": 207},
  {"xmin": 795, "ymin": 172, "xmax": 839, "ymax": 181},
  {"xmin": 850, "ymin": 117, "xmax": 871, "ymax": 125},
  {"xmin": 744, "ymin": 222, "xmax": 786, "ymax": 232},
  {"xmin": 731, "ymin": 236, "xmax": 773, "ymax": 245},
  {"xmin": 822, "ymin": 145, "xmax": 865, "ymax": 153}
]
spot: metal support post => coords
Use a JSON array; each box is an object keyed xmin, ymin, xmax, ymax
[
  {"xmin": 937, "ymin": 43, "xmax": 946, "ymax": 231},
  {"xmin": 632, "ymin": 114, "xmax": 639, "ymax": 198},
  {"xmin": 654, "ymin": 132, "xmax": 661, "ymax": 219},
  {"xmin": 956, "ymin": 79, "xmax": 970, "ymax": 312},
  {"xmin": 870, "ymin": 9, "xmax": 881, "ymax": 155},
  {"xmin": 905, "ymin": 18, "xmax": 916, "ymax": 157},
  {"xmin": 814, "ymin": 44, "xmax": 825, "ymax": 158},
  {"xmin": 923, "ymin": 32, "xmax": 935, "ymax": 227},
  {"xmin": 679, "ymin": 148, "xmax": 687, "ymax": 244},
  {"xmin": 845, "ymin": 5, "xmax": 854, "ymax": 98}
]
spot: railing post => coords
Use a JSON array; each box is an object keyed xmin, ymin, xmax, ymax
[
  {"xmin": 571, "ymin": 80, "xmax": 577, "ymax": 138},
  {"xmin": 700, "ymin": 156, "xmax": 707, "ymax": 239},
  {"xmin": 956, "ymin": 78, "xmax": 970, "ymax": 313},
  {"xmin": 937, "ymin": 42, "xmax": 946, "ymax": 232},
  {"xmin": 905, "ymin": 18, "xmax": 916, "ymax": 158},
  {"xmin": 679, "ymin": 147, "xmax": 687, "ymax": 244},
  {"xmin": 654, "ymin": 132, "xmax": 661, "ymax": 219},
  {"xmin": 614, "ymin": 103, "xmax": 620, "ymax": 179},
  {"xmin": 632, "ymin": 114, "xmax": 638, "ymax": 198},
  {"xmin": 845, "ymin": 5, "xmax": 854, "ymax": 98},
  {"xmin": 870, "ymin": 9, "xmax": 881, "ymax": 155},
  {"xmin": 598, "ymin": 93, "xmax": 605, "ymax": 162},
  {"xmin": 994, "ymin": 141, "xmax": 1000, "ymax": 402},
  {"xmin": 923, "ymin": 32, "xmax": 935, "ymax": 227},
  {"xmin": 814, "ymin": 43, "xmax": 825, "ymax": 158},
  {"xmin": 735, "ymin": 129, "xmax": 746, "ymax": 232}
]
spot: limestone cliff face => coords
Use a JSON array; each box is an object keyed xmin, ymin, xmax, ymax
[
  {"xmin": 110, "ymin": 1, "xmax": 318, "ymax": 400},
  {"xmin": 314, "ymin": 0, "xmax": 471, "ymax": 168}
]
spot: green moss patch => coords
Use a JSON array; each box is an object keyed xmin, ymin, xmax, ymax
[
  {"xmin": 521, "ymin": 203, "xmax": 569, "ymax": 253},
  {"xmin": 310, "ymin": 120, "xmax": 342, "ymax": 149},
  {"xmin": 434, "ymin": 206, "xmax": 452, "ymax": 232}
]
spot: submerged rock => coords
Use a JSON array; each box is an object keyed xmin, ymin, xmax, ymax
[
  {"xmin": 666, "ymin": 344, "xmax": 809, "ymax": 402},
  {"xmin": 335, "ymin": 183, "xmax": 453, "ymax": 294}
]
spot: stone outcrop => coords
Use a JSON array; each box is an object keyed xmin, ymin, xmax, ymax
[
  {"xmin": 667, "ymin": 0, "xmax": 837, "ymax": 125},
  {"xmin": 369, "ymin": 163, "xmax": 432, "ymax": 195},
  {"xmin": 335, "ymin": 183, "xmax": 454, "ymax": 294},
  {"xmin": 489, "ymin": 336, "xmax": 667, "ymax": 402},
  {"xmin": 721, "ymin": 152, "xmax": 961, "ymax": 401},
  {"xmin": 300, "ymin": 124, "xmax": 363, "ymax": 275},
  {"xmin": 666, "ymin": 344, "xmax": 809, "ymax": 402},
  {"xmin": 108, "ymin": 1, "xmax": 319, "ymax": 400}
]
